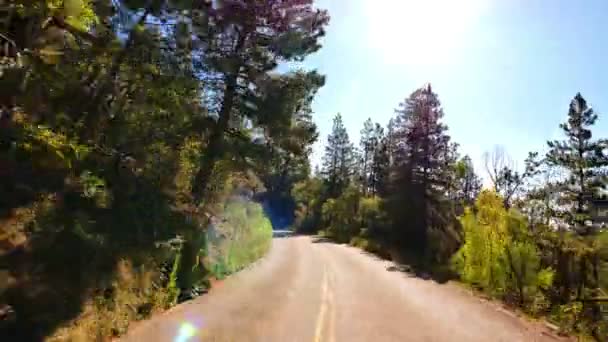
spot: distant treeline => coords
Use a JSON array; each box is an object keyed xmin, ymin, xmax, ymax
[{"xmin": 295, "ymin": 86, "xmax": 608, "ymax": 340}]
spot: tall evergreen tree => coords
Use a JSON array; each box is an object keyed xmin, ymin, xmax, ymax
[
  {"xmin": 359, "ymin": 118, "xmax": 375, "ymax": 195},
  {"xmin": 368, "ymin": 123, "xmax": 385, "ymax": 195},
  {"xmin": 385, "ymin": 117, "xmax": 398, "ymax": 167},
  {"xmin": 546, "ymin": 93, "xmax": 608, "ymax": 321},
  {"xmin": 390, "ymin": 84, "xmax": 455, "ymax": 255},
  {"xmin": 259, "ymin": 71, "xmax": 325, "ymax": 228},
  {"xmin": 371, "ymin": 129, "xmax": 390, "ymax": 196},
  {"xmin": 547, "ymin": 93, "xmax": 608, "ymax": 234},
  {"xmin": 322, "ymin": 113, "xmax": 355, "ymax": 198},
  {"xmin": 190, "ymin": 0, "xmax": 330, "ymax": 205}
]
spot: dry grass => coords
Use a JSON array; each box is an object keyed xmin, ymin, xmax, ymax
[
  {"xmin": 0, "ymin": 205, "xmax": 37, "ymax": 253},
  {"xmin": 47, "ymin": 259, "xmax": 169, "ymax": 342}
]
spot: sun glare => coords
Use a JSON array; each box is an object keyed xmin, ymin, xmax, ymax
[
  {"xmin": 365, "ymin": 0, "xmax": 487, "ymax": 66},
  {"xmin": 174, "ymin": 322, "xmax": 198, "ymax": 342}
]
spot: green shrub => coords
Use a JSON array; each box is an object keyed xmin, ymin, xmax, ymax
[
  {"xmin": 452, "ymin": 191, "xmax": 510, "ymax": 291},
  {"xmin": 551, "ymin": 302, "xmax": 586, "ymax": 335},
  {"xmin": 166, "ymin": 252, "xmax": 181, "ymax": 308},
  {"xmin": 206, "ymin": 199, "xmax": 273, "ymax": 276},
  {"xmin": 453, "ymin": 191, "xmax": 554, "ymax": 307},
  {"xmin": 292, "ymin": 178, "xmax": 325, "ymax": 233},
  {"xmin": 321, "ymin": 185, "xmax": 362, "ymax": 243},
  {"xmin": 358, "ymin": 196, "xmax": 386, "ymax": 235},
  {"xmin": 47, "ymin": 260, "xmax": 168, "ymax": 341},
  {"xmin": 349, "ymin": 236, "xmax": 386, "ymax": 257},
  {"xmin": 505, "ymin": 241, "xmax": 554, "ymax": 307},
  {"xmin": 350, "ymin": 236, "xmax": 369, "ymax": 249}
]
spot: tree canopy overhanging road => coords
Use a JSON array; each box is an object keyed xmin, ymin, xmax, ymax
[{"xmin": 3, "ymin": 2, "xmax": 607, "ymax": 340}]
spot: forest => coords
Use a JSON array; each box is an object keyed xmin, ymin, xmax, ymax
[
  {"xmin": 0, "ymin": 0, "xmax": 328, "ymax": 340},
  {"xmin": 0, "ymin": 0, "xmax": 607, "ymax": 341},
  {"xmin": 295, "ymin": 87, "xmax": 608, "ymax": 340}
]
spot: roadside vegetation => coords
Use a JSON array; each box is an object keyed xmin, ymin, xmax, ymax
[
  {"xmin": 209, "ymin": 198, "xmax": 273, "ymax": 278},
  {"xmin": 294, "ymin": 87, "xmax": 608, "ymax": 340},
  {"xmin": 0, "ymin": 0, "xmax": 328, "ymax": 340},
  {"xmin": 2, "ymin": 1, "xmax": 607, "ymax": 341}
]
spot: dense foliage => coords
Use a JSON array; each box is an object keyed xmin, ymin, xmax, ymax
[
  {"xmin": 2, "ymin": 2, "xmax": 607, "ymax": 340},
  {"xmin": 207, "ymin": 198, "xmax": 273, "ymax": 278},
  {"xmin": 293, "ymin": 88, "xmax": 608, "ymax": 340},
  {"xmin": 0, "ymin": 0, "xmax": 328, "ymax": 339},
  {"xmin": 453, "ymin": 191, "xmax": 554, "ymax": 309}
]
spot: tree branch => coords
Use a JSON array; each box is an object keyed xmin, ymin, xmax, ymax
[{"xmin": 48, "ymin": 16, "xmax": 103, "ymax": 46}]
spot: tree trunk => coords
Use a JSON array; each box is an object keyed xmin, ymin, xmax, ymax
[
  {"xmin": 578, "ymin": 256, "xmax": 587, "ymax": 299},
  {"xmin": 81, "ymin": 3, "xmax": 153, "ymax": 140},
  {"xmin": 279, "ymin": 154, "xmax": 293, "ymax": 192},
  {"xmin": 191, "ymin": 28, "xmax": 248, "ymax": 206},
  {"xmin": 506, "ymin": 246, "xmax": 525, "ymax": 306},
  {"xmin": 591, "ymin": 252, "xmax": 602, "ymax": 341},
  {"xmin": 503, "ymin": 198, "xmax": 511, "ymax": 210},
  {"xmin": 556, "ymin": 243, "xmax": 571, "ymax": 304},
  {"xmin": 191, "ymin": 72, "xmax": 238, "ymax": 205}
]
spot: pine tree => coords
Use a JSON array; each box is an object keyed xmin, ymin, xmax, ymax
[
  {"xmin": 371, "ymin": 131, "xmax": 390, "ymax": 197},
  {"xmin": 259, "ymin": 71, "xmax": 325, "ymax": 228},
  {"xmin": 190, "ymin": 0, "xmax": 330, "ymax": 205},
  {"xmin": 547, "ymin": 93, "xmax": 608, "ymax": 234},
  {"xmin": 390, "ymin": 84, "xmax": 455, "ymax": 255},
  {"xmin": 322, "ymin": 113, "xmax": 355, "ymax": 198},
  {"xmin": 0, "ymin": 3, "xmax": 331, "ymax": 336},
  {"xmin": 385, "ymin": 117, "xmax": 398, "ymax": 167},
  {"xmin": 546, "ymin": 93, "xmax": 608, "ymax": 318},
  {"xmin": 359, "ymin": 118, "xmax": 375, "ymax": 195}
]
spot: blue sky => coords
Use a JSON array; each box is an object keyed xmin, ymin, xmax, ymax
[{"xmin": 301, "ymin": 0, "xmax": 608, "ymax": 180}]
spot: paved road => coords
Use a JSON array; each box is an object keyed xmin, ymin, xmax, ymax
[{"xmin": 122, "ymin": 236, "xmax": 565, "ymax": 342}]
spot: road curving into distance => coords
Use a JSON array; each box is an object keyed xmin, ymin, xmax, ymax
[{"xmin": 122, "ymin": 235, "xmax": 568, "ymax": 342}]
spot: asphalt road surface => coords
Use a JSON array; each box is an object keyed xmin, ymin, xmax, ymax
[{"xmin": 122, "ymin": 235, "xmax": 567, "ymax": 342}]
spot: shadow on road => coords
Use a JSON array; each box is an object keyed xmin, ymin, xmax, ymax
[
  {"xmin": 310, "ymin": 236, "xmax": 336, "ymax": 244},
  {"xmin": 272, "ymin": 230, "xmax": 294, "ymax": 238},
  {"xmin": 310, "ymin": 235, "xmax": 457, "ymax": 285},
  {"xmin": 384, "ymin": 257, "xmax": 457, "ymax": 284}
]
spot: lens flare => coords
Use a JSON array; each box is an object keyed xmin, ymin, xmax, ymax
[{"xmin": 174, "ymin": 322, "xmax": 198, "ymax": 342}]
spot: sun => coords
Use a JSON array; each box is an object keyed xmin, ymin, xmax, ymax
[{"xmin": 364, "ymin": 0, "xmax": 487, "ymax": 66}]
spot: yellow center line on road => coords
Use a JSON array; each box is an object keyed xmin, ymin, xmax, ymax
[
  {"xmin": 313, "ymin": 266, "xmax": 329, "ymax": 342},
  {"xmin": 326, "ymin": 267, "xmax": 336, "ymax": 342},
  {"xmin": 313, "ymin": 262, "xmax": 336, "ymax": 342}
]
